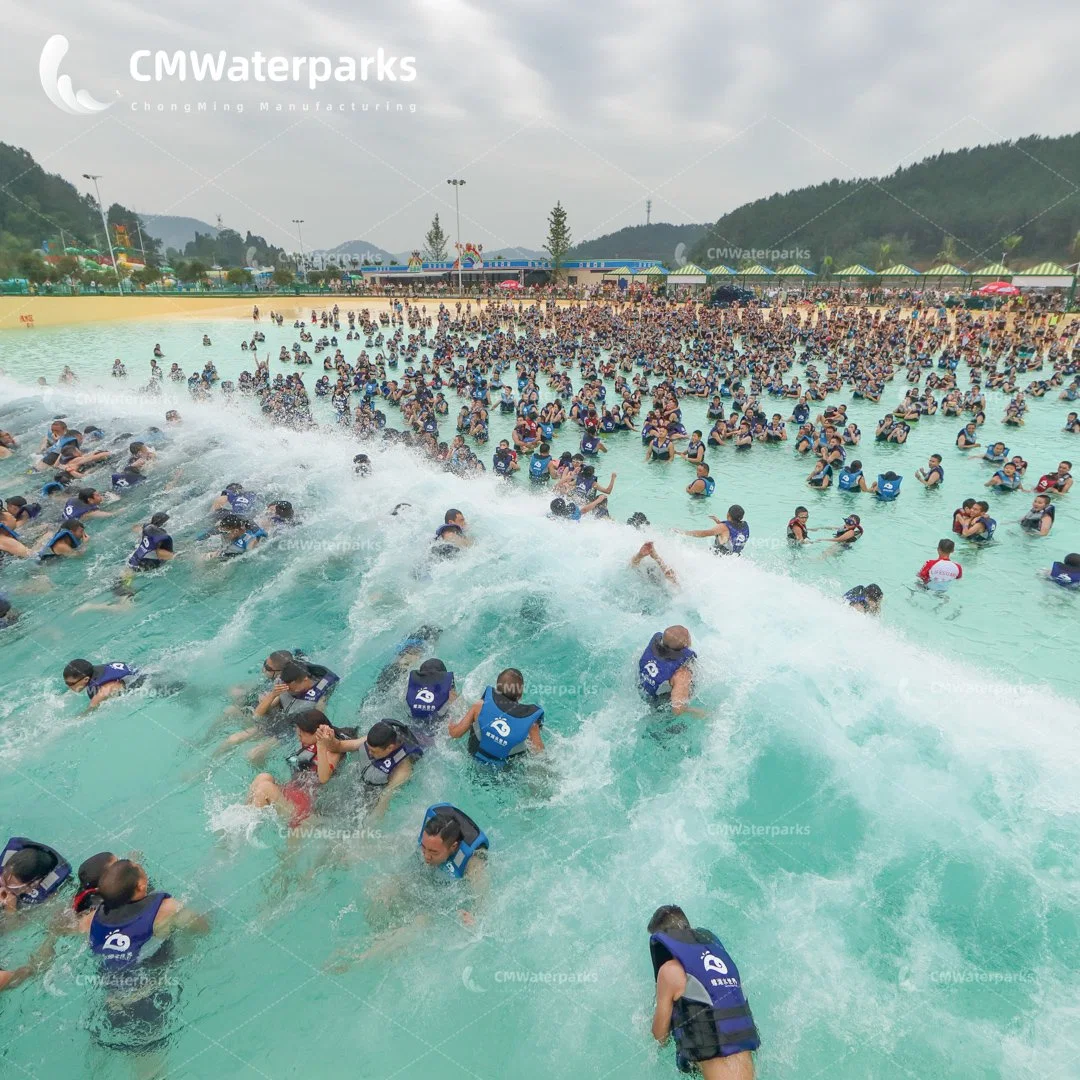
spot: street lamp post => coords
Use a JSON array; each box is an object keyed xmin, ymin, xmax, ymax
[
  {"xmin": 83, "ymin": 173, "xmax": 123, "ymax": 293},
  {"xmin": 447, "ymin": 179, "xmax": 465, "ymax": 294},
  {"xmin": 134, "ymin": 219, "xmax": 148, "ymax": 266},
  {"xmin": 292, "ymin": 219, "xmax": 306, "ymax": 280}
]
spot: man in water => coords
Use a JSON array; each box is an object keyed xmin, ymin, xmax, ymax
[
  {"xmin": 648, "ymin": 903, "xmax": 760, "ymax": 1079},
  {"xmin": 843, "ymin": 583, "xmax": 883, "ymax": 613},
  {"xmin": 631, "ymin": 542, "xmax": 679, "ymax": 586},
  {"xmin": 448, "ymin": 668, "xmax": 544, "ymax": 766},
  {"xmin": 917, "ymin": 539, "xmax": 963, "ymax": 591},
  {"xmin": 676, "ymin": 507, "xmax": 749, "ymax": 556},
  {"xmin": 433, "ymin": 508, "xmax": 472, "ymax": 556},
  {"xmin": 638, "ymin": 626, "xmax": 702, "ymax": 717}
]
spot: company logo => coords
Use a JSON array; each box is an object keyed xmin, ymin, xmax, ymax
[
  {"xmin": 490, "ymin": 718, "xmax": 512, "ymax": 738},
  {"xmin": 101, "ymin": 930, "xmax": 132, "ymax": 952},
  {"xmin": 40, "ymin": 35, "xmax": 114, "ymax": 116},
  {"xmin": 702, "ymin": 952, "xmax": 729, "ymax": 976},
  {"xmin": 643, "ymin": 661, "xmax": 659, "ymax": 679},
  {"xmin": 674, "ymin": 243, "xmax": 688, "ymax": 268},
  {"xmin": 414, "ymin": 688, "xmax": 436, "ymax": 704},
  {"xmin": 461, "ymin": 966, "xmax": 487, "ymax": 993}
]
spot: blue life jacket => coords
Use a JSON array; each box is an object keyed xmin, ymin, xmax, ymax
[
  {"xmin": 493, "ymin": 451, "xmax": 514, "ymax": 476},
  {"xmin": 1050, "ymin": 561, "xmax": 1080, "ymax": 587},
  {"xmin": 128, "ymin": 525, "xmax": 173, "ymax": 568},
  {"xmin": 718, "ymin": 520, "xmax": 749, "ymax": 555},
  {"xmin": 538, "ymin": 422, "xmax": 554, "ymax": 441},
  {"xmin": 695, "ymin": 476, "xmax": 716, "ymax": 497},
  {"xmin": 41, "ymin": 479, "xmax": 68, "ymax": 497},
  {"xmin": 529, "ymin": 453, "xmax": 551, "ymax": 480},
  {"xmin": 984, "ymin": 447, "xmax": 1009, "ymax": 463},
  {"xmin": 471, "ymin": 686, "xmax": 544, "ymax": 766},
  {"xmin": 0, "ymin": 522, "xmax": 19, "ymax": 541},
  {"xmin": 406, "ymin": 669, "xmax": 455, "ymax": 719},
  {"xmin": 574, "ymin": 477, "xmax": 595, "ymax": 500},
  {"xmin": 224, "ymin": 527, "xmax": 267, "ymax": 556},
  {"xmin": 62, "ymin": 499, "xmax": 95, "ymax": 521},
  {"xmin": 581, "ymin": 434, "xmax": 601, "ymax": 455},
  {"xmin": 418, "ymin": 804, "xmax": 488, "ymax": 879},
  {"xmin": 638, "ymin": 632, "xmax": 696, "ymax": 696},
  {"xmin": 89, "ymin": 891, "xmax": 171, "ymax": 969},
  {"xmin": 361, "ymin": 722, "xmax": 423, "ymax": 785},
  {"xmin": 650, "ymin": 929, "xmax": 760, "ymax": 1066},
  {"xmin": 0, "ymin": 837, "xmax": 71, "ymax": 908},
  {"xmin": 43, "ymin": 434, "xmax": 78, "ymax": 457},
  {"xmin": 837, "ymin": 469, "xmax": 862, "ymax": 492},
  {"xmin": 111, "ymin": 470, "xmax": 145, "ymax": 491},
  {"xmin": 297, "ymin": 665, "xmax": 339, "ymax": 705},
  {"xmin": 971, "ymin": 515, "xmax": 997, "ymax": 542},
  {"xmin": 11, "ymin": 503, "xmax": 41, "ymax": 522},
  {"xmin": 225, "ymin": 489, "xmax": 261, "ymax": 514},
  {"xmin": 38, "ymin": 527, "xmax": 80, "ymax": 560},
  {"xmin": 876, "ymin": 475, "xmax": 903, "ymax": 500},
  {"xmin": 844, "ymin": 586, "xmax": 869, "ymax": 606},
  {"xmin": 87, "ymin": 662, "xmax": 140, "ymax": 700},
  {"xmin": 993, "ymin": 469, "xmax": 1021, "ymax": 490}
]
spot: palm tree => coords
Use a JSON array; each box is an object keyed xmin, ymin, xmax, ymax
[
  {"xmin": 820, "ymin": 255, "xmax": 833, "ymax": 280},
  {"xmin": 876, "ymin": 241, "xmax": 892, "ymax": 271},
  {"xmin": 1001, "ymin": 234, "xmax": 1022, "ymax": 265},
  {"xmin": 935, "ymin": 233, "xmax": 958, "ymax": 264}
]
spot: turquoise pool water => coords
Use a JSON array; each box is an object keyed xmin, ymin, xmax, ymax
[{"xmin": 1, "ymin": 311, "xmax": 1078, "ymax": 1079}]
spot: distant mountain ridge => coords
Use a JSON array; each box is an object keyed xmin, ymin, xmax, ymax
[
  {"xmin": 135, "ymin": 214, "xmax": 218, "ymax": 253},
  {"xmin": 568, "ymin": 223, "xmax": 708, "ymax": 262}
]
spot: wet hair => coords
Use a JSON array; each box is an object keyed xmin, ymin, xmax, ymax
[
  {"xmin": 293, "ymin": 709, "xmax": 328, "ymax": 736},
  {"xmin": 549, "ymin": 497, "xmax": 572, "ymax": 517},
  {"xmin": 627, "ymin": 512, "xmax": 650, "ymax": 528},
  {"xmin": 930, "ymin": 454, "xmax": 942, "ymax": 463},
  {"xmin": 77, "ymin": 852, "xmax": 117, "ymax": 890},
  {"xmin": 217, "ymin": 514, "xmax": 246, "ymax": 531},
  {"xmin": 271, "ymin": 501, "xmax": 294, "ymax": 520},
  {"xmin": 267, "ymin": 649, "xmax": 294, "ymax": 669},
  {"xmin": 280, "ymin": 661, "xmax": 309, "ymax": 684},
  {"xmin": 864, "ymin": 584, "xmax": 883, "ymax": 601},
  {"xmin": 5, "ymin": 846, "xmax": 57, "ymax": 883},
  {"xmin": 961, "ymin": 498, "xmax": 976, "ymax": 510},
  {"xmin": 6, "ymin": 496, "xmax": 27, "ymax": 511},
  {"xmin": 150, "ymin": 512, "xmax": 170, "ymax": 527},
  {"xmin": 76, "ymin": 488, "xmax": 97, "ymax": 502},
  {"xmin": 98, "ymin": 860, "xmax": 144, "ymax": 910},
  {"xmin": 727, "ymin": 504, "xmax": 745, "ymax": 523},
  {"xmin": 0, "ymin": 596, "xmax": 11, "ymax": 619},
  {"xmin": 538, "ymin": 441, "xmax": 550, "ymax": 454},
  {"xmin": 938, "ymin": 538, "xmax": 955, "ymax": 555},
  {"xmin": 129, "ymin": 442, "xmax": 147, "ymax": 456},
  {"xmin": 882, "ymin": 471, "xmax": 899, "ymax": 481},
  {"xmin": 1064, "ymin": 553, "xmax": 1080, "ymax": 568},
  {"xmin": 423, "ymin": 813, "xmax": 463, "ymax": 847},
  {"xmin": 698, "ymin": 463, "xmax": 710, "ymax": 475},
  {"xmin": 418, "ymin": 658, "xmax": 447, "ymax": 676},
  {"xmin": 648, "ymin": 904, "xmax": 691, "ymax": 934},
  {"xmin": 444, "ymin": 508, "xmax": 462, "ymax": 524},
  {"xmin": 366, "ymin": 720, "xmax": 399, "ymax": 750},
  {"xmin": 496, "ymin": 668, "xmax": 524, "ymax": 701},
  {"xmin": 849, "ymin": 460, "xmax": 862, "ymax": 471},
  {"xmin": 795, "ymin": 505, "xmax": 808, "ymax": 516},
  {"xmin": 63, "ymin": 659, "xmax": 95, "ymax": 682}
]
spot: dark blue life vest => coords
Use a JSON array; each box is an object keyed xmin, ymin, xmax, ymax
[
  {"xmin": 1050, "ymin": 561, "xmax": 1080, "ymax": 586},
  {"xmin": 128, "ymin": 525, "xmax": 173, "ymax": 568},
  {"xmin": 971, "ymin": 515, "xmax": 997, "ymax": 542},
  {"xmin": 581, "ymin": 434, "xmax": 601, "ymax": 455},
  {"xmin": 62, "ymin": 499, "xmax": 95, "ymax": 521},
  {"xmin": 471, "ymin": 686, "xmax": 543, "ymax": 766},
  {"xmin": 225, "ymin": 489, "xmax": 261, "ymax": 514},
  {"xmin": 876, "ymin": 475, "xmax": 903, "ymax": 500},
  {"xmin": 38, "ymin": 527, "xmax": 80, "ymax": 560},
  {"xmin": 87, "ymin": 662, "xmax": 140, "ymax": 700},
  {"xmin": 837, "ymin": 469, "xmax": 862, "ymax": 492},
  {"xmin": 650, "ymin": 929, "xmax": 760, "ymax": 1065},
  {"xmin": 111, "ymin": 469, "xmax": 146, "ymax": 491},
  {"xmin": 693, "ymin": 477, "xmax": 715, "ymax": 497},
  {"xmin": 0, "ymin": 837, "xmax": 71, "ymax": 907},
  {"xmin": 407, "ymin": 669, "xmax": 455, "ymax": 719},
  {"xmin": 993, "ymin": 469, "xmax": 1021, "ymax": 490},
  {"xmin": 224, "ymin": 527, "xmax": 267, "ymax": 556},
  {"xmin": 11, "ymin": 503, "xmax": 41, "ymax": 522},
  {"xmin": 89, "ymin": 891, "xmax": 171, "ymax": 969},
  {"xmin": 638, "ymin": 632, "xmax": 696, "ymax": 696},
  {"xmin": 297, "ymin": 665, "xmax": 339, "ymax": 705},
  {"xmin": 717, "ymin": 520, "xmax": 749, "ymax": 555},
  {"xmin": 0, "ymin": 522, "xmax": 19, "ymax": 542},
  {"xmin": 361, "ymin": 722, "xmax": 423, "ymax": 785},
  {"xmin": 418, "ymin": 804, "xmax": 488, "ymax": 879},
  {"xmin": 529, "ymin": 453, "xmax": 551, "ymax": 480}
]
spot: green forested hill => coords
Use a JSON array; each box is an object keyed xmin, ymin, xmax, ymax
[{"xmin": 689, "ymin": 133, "xmax": 1080, "ymax": 272}]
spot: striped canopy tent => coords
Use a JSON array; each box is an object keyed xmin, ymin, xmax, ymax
[
  {"xmin": 636, "ymin": 264, "xmax": 668, "ymax": 278},
  {"xmin": 878, "ymin": 264, "xmax": 921, "ymax": 279},
  {"xmin": 923, "ymin": 263, "xmax": 970, "ymax": 280},
  {"xmin": 603, "ymin": 265, "xmax": 636, "ymax": 279},
  {"xmin": 834, "ymin": 264, "xmax": 876, "ymax": 278},
  {"xmin": 668, "ymin": 263, "xmax": 708, "ymax": 286},
  {"xmin": 1012, "ymin": 261, "xmax": 1074, "ymax": 288},
  {"xmin": 774, "ymin": 264, "xmax": 816, "ymax": 277},
  {"xmin": 739, "ymin": 264, "xmax": 776, "ymax": 277},
  {"xmin": 707, "ymin": 265, "xmax": 738, "ymax": 277},
  {"xmin": 971, "ymin": 262, "xmax": 1010, "ymax": 278}
]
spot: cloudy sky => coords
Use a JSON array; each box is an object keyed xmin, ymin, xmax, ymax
[{"xmin": 4, "ymin": 0, "xmax": 1079, "ymax": 253}]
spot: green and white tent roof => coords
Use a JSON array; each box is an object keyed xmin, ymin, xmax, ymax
[
  {"xmin": 669, "ymin": 263, "xmax": 708, "ymax": 276},
  {"xmin": 835, "ymin": 264, "xmax": 876, "ymax": 277},
  {"xmin": 878, "ymin": 263, "xmax": 921, "ymax": 277},
  {"xmin": 604, "ymin": 265, "xmax": 636, "ymax": 276},
  {"xmin": 1013, "ymin": 261, "xmax": 1070, "ymax": 276},
  {"xmin": 774, "ymin": 264, "xmax": 816, "ymax": 276},
  {"xmin": 923, "ymin": 263, "xmax": 969, "ymax": 277},
  {"xmin": 707, "ymin": 265, "xmax": 738, "ymax": 276},
  {"xmin": 972, "ymin": 262, "xmax": 1010, "ymax": 277},
  {"xmin": 739, "ymin": 264, "xmax": 775, "ymax": 276},
  {"xmin": 637, "ymin": 264, "xmax": 668, "ymax": 276}
]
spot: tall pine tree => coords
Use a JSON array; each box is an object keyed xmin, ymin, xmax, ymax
[
  {"xmin": 544, "ymin": 201, "xmax": 572, "ymax": 278},
  {"xmin": 424, "ymin": 212, "xmax": 449, "ymax": 262}
]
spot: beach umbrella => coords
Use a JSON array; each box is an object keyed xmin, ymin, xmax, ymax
[
  {"xmin": 977, "ymin": 281, "xmax": 1019, "ymax": 296},
  {"xmin": 498, "ymin": 280, "xmax": 522, "ymax": 289}
]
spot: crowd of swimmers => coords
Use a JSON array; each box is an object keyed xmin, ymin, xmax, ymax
[{"xmin": 4, "ymin": 295, "xmax": 1080, "ymax": 1077}]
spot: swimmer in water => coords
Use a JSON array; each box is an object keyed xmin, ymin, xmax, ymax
[
  {"xmin": 817, "ymin": 514, "xmax": 863, "ymax": 555},
  {"xmin": 63, "ymin": 659, "xmax": 145, "ymax": 709},
  {"xmin": 432, "ymin": 508, "xmax": 472, "ymax": 557},
  {"xmin": 631, "ymin": 541, "xmax": 679, "ymax": 586},
  {"xmin": 648, "ymin": 903, "xmax": 760, "ymax": 1079},
  {"xmin": 448, "ymin": 668, "xmax": 545, "ymax": 767},
  {"xmin": 843, "ymin": 583, "xmax": 883, "ymax": 614},
  {"xmin": 676, "ymin": 506, "xmax": 749, "ymax": 556},
  {"xmin": 916, "ymin": 538, "xmax": 963, "ymax": 591},
  {"xmin": 637, "ymin": 625, "xmax": 703, "ymax": 717}
]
